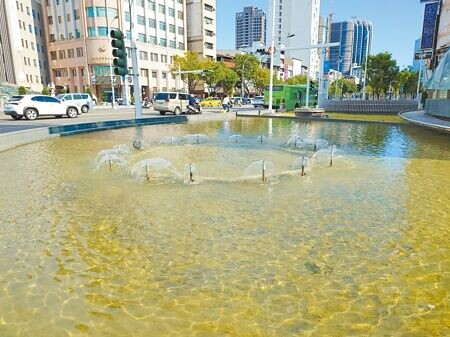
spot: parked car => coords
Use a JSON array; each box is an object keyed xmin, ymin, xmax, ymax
[
  {"xmin": 200, "ymin": 97, "xmax": 221, "ymax": 107},
  {"xmin": 56, "ymin": 93, "xmax": 93, "ymax": 113},
  {"xmin": 3, "ymin": 95, "xmax": 80, "ymax": 120},
  {"xmin": 154, "ymin": 92, "xmax": 190, "ymax": 115},
  {"xmin": 230, "ymin": 97, "xmax": 243, "ymax": 106},
  {"xmin": 253, "ymin": 96, "xmax": 264, "ymax": 108}
]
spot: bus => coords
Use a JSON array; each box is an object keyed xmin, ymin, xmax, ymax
[{"xmin": 263, "ymin": 84, "xmax": 317, "ymax": 110}]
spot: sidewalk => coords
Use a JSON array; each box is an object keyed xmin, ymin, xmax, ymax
[{"xmin": 399, "ymin": 110, "xmax": 450, "ymax": 133}]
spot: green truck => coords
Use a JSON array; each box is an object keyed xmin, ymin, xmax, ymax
[{"xmin": 263, "ymin": 84, "xmax": 318, "ymax": 110}]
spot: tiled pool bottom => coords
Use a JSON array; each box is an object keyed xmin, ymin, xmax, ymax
[{"xmin": 0, "ymin": 118, "xmax": 449, "ymax": 336}]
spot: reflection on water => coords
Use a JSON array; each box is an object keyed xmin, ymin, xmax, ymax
[{"xmin": 0, "ymin": 119, "xmax": 449, "ymax": 336}]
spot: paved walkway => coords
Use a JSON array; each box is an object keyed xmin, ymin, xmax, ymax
[{"xmin": 399, "ymin": 110, "xmax": 450, "ymax": 133}]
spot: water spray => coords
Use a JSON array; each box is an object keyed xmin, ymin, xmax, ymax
[
  {"xmin": 260, "ymin": 135, "xmax": 264, "ymax": 144},
  {"xmin": 314, "ymin": 141, "xmax": 317, "ymax": 152},
  {"xmin": 109, "ymin": 160, "xmax": 112, "ymax": 172}
]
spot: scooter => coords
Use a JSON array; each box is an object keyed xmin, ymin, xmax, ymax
[
  {"xmin": 143, "ymin": 101, "xmax": 153, "ymax": 109},
  {"xmin": 186, "ymin": 104, "xmax": 202, "ymax": 114}
]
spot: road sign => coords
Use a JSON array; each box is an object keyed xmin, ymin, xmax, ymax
[{"xmin": 415, "ymin": 50, "xmax": 433, "ymax": 59}]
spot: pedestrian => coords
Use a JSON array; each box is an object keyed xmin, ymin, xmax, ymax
[{"xmin": 222, "ymin": 95, "xmax": 230, "ymax": 112}]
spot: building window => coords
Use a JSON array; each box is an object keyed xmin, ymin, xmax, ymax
[
  {"xmin": 72, "ymin": 69, "xmax": 77, "ymax": 77},
  {"xmin": 98, "ymin": 26, "xmax": 108, "ymax": 36},
  {"xmin": 204, "ymin": 4, "xmax": 214, "ymax": 12},
  {"xmin": 162, "ymin": 72, "xmax": 167, "ymax": 79},
  {"xmin": 205, "ymin": 17, "xmax": 213, "ymax": 25},
  {"xmin": 169, "ymin": 24, "xmax": 175, "ymax": 33},
  {"xmin": 159, "ymin": 21, "xmax": 166, "ymax": 31},
  {"xmin": 50, "ymin": 51, "xmax": 57, "ymax": 60},
  {"xmin": 88, "ymin": 27, "xmax": 96, "ymax": 37},
  {"xmin": 31, "ymin": 42, "xmax": 34, "ymax": 50},
  {"xmin": 178, "ymin": 42, "xmax": 185, "ymax": 50},
  {"xmin": 160, "ymin": 38, "xmax": 167, "ymax": 47},
  {"xmin": 140, "ymin": 69, "xmax": 148, "ymax": 77},
  {"xmin": 205, "ymin": 42, "xmax": 213, "ymax": 50},
  {"xmin": 66, "ymin": 13, "xmax": 71, "ymax": 21},
  {"xmin": 59, "ymin": 50, "xmax": 66, "ymax": 59},
  {"xmin": 161, "ymin": 54, "xmax": 168, "ymax": 63},
  {"xmin": 150, "ymin": 53, "xmax": 158, "ymax": 62},
  {"xmin": 177, "ymin": 11, "xmax": 183, "ymax": 20},
  {"xmin": 74, "ymin": 9, "xmax": 80, "ymax": 20},
  {"xmin": 76, "ymin": 47, "xmax": 84, "ymax": 57},
  {"xmin": 49, "ymin": 34, "xmax": 55, "ymax": 42},
  {"xmin": 177, "ymin": 0, "xmax": 183, "ymax": 3},
  {"xmin": 169, "ymin": 40, "xmax": 176, "ymax": 48},
  {"xmin": 138, "ymin": 33, "xmax": 146, "ymax": 42},
  {"xmin": 137, "ymin": 15, "xmax": 145, "ymax": 25},
  {"xmin": 125, "ymin": 11, "xmax": 130, "ymax": 22},
  {"xmin": 149, "ymin": 35, "xmax": 157, "ymax": 45},
  {"xmin": 148, "ymin": 18, "xmax": 156, "ymax": 28},
  {"xmin": 86, "ymin": 7, "xmax": 95, "ymax": 17},
  {"xmin": 48, "ymin": 16, "xmax": 53, "ymax": 24},
  {"xmin": 205, "ymin": 29, "xmax": 214, "ymax": 37},
  {"xmin": 148, "ymin": 0, "xmax": 155, "ymax": 10},
  {"xmin": 168, "ymin": 8, "xmax": 175, "ymax": 17},
  {"xmin": 68, "ymin": 49, "xmax": 74, "ymax": 58},
  {"xmin": 96, "ymin": 6, "xmax": 106, "ymax": 17},
  {"xmin": 139, "ymin": 51, "xmax": 148, "ymax": 60},
  {"xmin": 158, "ymin": 4, "xmax": 165, "ymax": 14},
  {"xmin": 151, "ymin": 71, "xmax": 157, "ymax": 78}
]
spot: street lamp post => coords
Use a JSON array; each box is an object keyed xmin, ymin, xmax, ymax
[
  {"xmin": 268, "ymin": 0, "xmax": 277, "ymax": 113},
  {"xmin": 416, "ymin": 52, "xmax": 423, "ymax": 108},
  {"xmin": 334, "ymin": 57, "xmax": 342, "ymax": 99},
  {"xmin": 362, "ymin": 30, "xmax": 370, "ymax": 100}
]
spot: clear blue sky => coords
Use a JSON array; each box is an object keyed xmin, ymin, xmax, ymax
[{"xmin": 217, "ymin": 0, "xmax": 424, "ymax": 68}]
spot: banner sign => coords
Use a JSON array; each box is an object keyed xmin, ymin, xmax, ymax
[{"xmin": 421, "ymin": 2, "xmax": 439, "ymax": 50}]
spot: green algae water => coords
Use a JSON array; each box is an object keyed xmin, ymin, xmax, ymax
[{"xmin": 0, "ymin": 118, "xmax": 449, "ymax": 336}]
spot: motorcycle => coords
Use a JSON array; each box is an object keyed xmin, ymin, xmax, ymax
[
  {"xmin": 143, "ymin": 100, "xmax": 153, "ymax": 109},
  {"xmin": 186, "ymin": 104, "xmax": 202, "ymax": 114}
]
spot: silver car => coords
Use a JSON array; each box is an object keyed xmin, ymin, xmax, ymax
[
  {"xmin": 253, "ymin": 96, "xmax": 265, "ymax": 108},
  {"xmin": 154, "ymin": 92, "xmax": 190, "ymax": 115},
  {"xmin": 56, "ymin": 93, "xmax": 93, "ymax": 113},
  {"xmin": 3, "ymin": 95, "xmax": 80, "ymax": 120}
]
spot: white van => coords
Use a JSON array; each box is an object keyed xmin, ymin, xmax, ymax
[
  {"xmin": 56, "ymin": 93, "xmax": 93, "ymax": 113},
  {"xmin": 154, "ymin": 92, "xmax": 189, "ymax": 115}
]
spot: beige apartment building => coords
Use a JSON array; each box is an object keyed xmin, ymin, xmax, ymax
[
  {"xmin": 186, "ymin": 0, "xmax": 216, "ymax": 60},
  {"xmin": 41, "ymin": 0, "xmax": 190, "ymax": 101},
  {"xmin": 0, "ymin": 0, "xmax": 49, "ymax": 92},
  {"xmin": 39, "ymin": 0, "xmax": 217, "ymax": 102}
]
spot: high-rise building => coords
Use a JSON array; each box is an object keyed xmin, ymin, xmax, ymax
[
  {"xmin": 329, "ymin": 19, "xmax": 372, "ymax": 76},
  {"xmin": 0, "ymin": 0, "xmax": 49, "ymax": 92},
  {"xmin": 267, "ymin": 0, "xmax": 321, "ymax": 78},
  {"xmin": 186, "ymin": 0, "xmax": 216, "ymax": 60},
  {"xmin": 235, "ymin": 6, "xmax": 266, "ymax": 50},
  {"xmin": 42, "ymin": 0, "xmax": 188, "ymax": 101},
  {"xmin": 412, "ymin": 38, "xmax": 422, "ymax": 72}
]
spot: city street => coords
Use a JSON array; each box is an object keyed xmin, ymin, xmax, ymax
[{"xmin": 0, "ymin": 105, "xmax": 260, "ymax": 135}]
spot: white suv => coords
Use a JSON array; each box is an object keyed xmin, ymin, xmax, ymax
[
  {"xmin": 3, "ymin": 95, "xmax": 80, "ymax": 120},
  {"xmin": 56, "ymin": 93, "xmax": 93, "ymax": 113},
  {"xmin": 154, "ymin": 92, "xmax": 190, "ymax": 115}
]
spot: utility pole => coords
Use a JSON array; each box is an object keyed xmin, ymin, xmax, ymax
[{"xmin": 128, "ymin": 0, "xmax": 142, "ymax": 118}]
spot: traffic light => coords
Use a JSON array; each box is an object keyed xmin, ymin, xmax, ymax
[{"xmin": 110, "ymin": 29, "xmax": 128, "ymax": 76}]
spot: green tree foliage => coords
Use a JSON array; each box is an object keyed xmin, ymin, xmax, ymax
[
  {"xmin": 329, "ymin": 78, "xmax": 358, "ymax": 98},
  {"xmin": 233, "ymin": 53, "xmax": 260, "ymax": 96},
  {"xmin": 17, "ymin": 86, "xmax": 27, "ymax": 95},
  {"xmin": 171, "ymin": 51, "xmax": 207, "ymax": 93},
  {"xmin": 366, "ymin": 52, "xmax": 399, "ymax": 99},
  {"xmin": 398, "ymin": 67, "xmax": 419, "ymax": 99},
  {"xmin": 203, "ymin": 61, "xmax": 238, "ymax": 96},
  {"xmin": 253, "ymin": 68, "xmax": 270, "ymax": 95},
  {"xmin": 285, "ymin": 75, "xmax": 308, "ymax": 85},
  {"xmin": 41, "ymin": 87, "xmax": 50, "ymax": 95}
]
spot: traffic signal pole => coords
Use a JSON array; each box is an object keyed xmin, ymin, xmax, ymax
[{"xmin": 128, "ymin": 0, "xmax": 142, "ymax": 118}]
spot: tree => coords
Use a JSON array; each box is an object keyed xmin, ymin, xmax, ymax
[
  {"xmin": 233, "ymin": 53, "xmax": 260, "ymax": 96},
  {"xmin": 285, "ymin": 75, "xmax": 307, "ymax": 85},
  {"xmin": 18, "ymin": 86, "xmax": 27, "ymax": 95},
  {"xmin": 203, "ymin": 61, "xmax": 236, "ymax": 96},
  {"xmin": 171, "ymin": 51, "xmax": 207, "ymax": 93},
  {"xmin": 253, "ymin": 68, "xmax": 270, "ymax": 95},
  {"xmin": 398, "ymin": 67, "xmax": 419, "ymax": 99},
  {"xmin": 366, "ymin": 52, "xmax": 399, "ymax": 99},
  {"xmin": 41, "ymin": 86, "xmax": 49, "ymax": 95},
  {"xmin": 221, "ymin": 67, "xmax": 239, "ymax": 95},
  {"xmin": 328, "ymin": 78, "xmax": 357, "ymax": 98}
]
